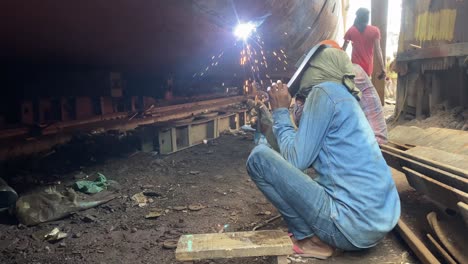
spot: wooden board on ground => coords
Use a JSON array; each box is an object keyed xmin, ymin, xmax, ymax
[
  {"xmin": 410, "ymin": 127, "xmax": 455, "ymax": 149},
  {"xmin": 406, "ymin": 146, "xmax": 468, "ymax": 172},
  {"xmin": 388, "ymin": 126, "xmax": 427, "ymax": 146},
  {"xmin": 175, "ymin": 230, "xmax": 293, "ymax": 261},
  {"xmin": 402, "ymin": 167, "xmax": 468, "ymax": 212},
  {"xmin": 395, "ymin": 219, "xmax": 440, "ymax": 264},
  {"xmin": 434, "ymin": 129, "xmax": 466, "ymax": 155},
  {"xmin": 388, "ymin": 126, "xmax": 468, "ymax": 155}
]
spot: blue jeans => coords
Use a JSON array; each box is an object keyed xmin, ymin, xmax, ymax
[{"xmin": 246, "ymin": 145, "xmax": 360, "ymax": 251}]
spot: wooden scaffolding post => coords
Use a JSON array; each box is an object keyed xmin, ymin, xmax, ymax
[{"xmin": 371, "ymin": 0, "xmax": 388, "ymax": 105}]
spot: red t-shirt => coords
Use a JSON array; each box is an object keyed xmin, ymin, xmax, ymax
[{"xmin": 344, "ymin": 25, "xmax": 380, "ymax": 76}]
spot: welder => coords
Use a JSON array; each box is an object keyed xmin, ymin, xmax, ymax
[{"xmin": 246, "ymin": 43, "xmax": 400, "ymax": 259}]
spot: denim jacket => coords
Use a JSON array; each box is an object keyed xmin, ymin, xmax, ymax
[{"xmin": 272, "ymin": 81, "xmax": 400, "ymax": 248}]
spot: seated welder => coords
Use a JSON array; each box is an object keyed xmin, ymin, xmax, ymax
[{"xmin": 246, "ymin": 44, "xmax": 400, "ymax": 259}]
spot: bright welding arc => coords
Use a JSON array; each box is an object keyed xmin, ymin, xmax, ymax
[{"xmin": 234, "ymin": 22, "xmax": 256, "ymax": 41}]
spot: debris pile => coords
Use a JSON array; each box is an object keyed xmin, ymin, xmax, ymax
[{"xmin": 393, "ymin": 105, "xmax": 468, "ymax": 130}]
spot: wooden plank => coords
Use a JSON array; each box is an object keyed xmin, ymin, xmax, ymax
[
  {"xmin": 406, "ymin": 146, "xmax": 468, "ymax": 172},
  {"xmin": 403, "ymin": 167, "xmax": 468, "ymax": 211},
  {"xmin": 381, "ymin": 144, "xmax": 468, "ymax": 179},
  {"xmin": 457, "ymin": 202, "xmax": 468, "ymax": 227},
  {"xmin": 411, "ymin": 127, "xmax": 447, "ymax": 147},
  {"xmin": 175, "ymin": 230, "xmax": 293, "ymax": 261},
  {"xmin": 397, "ymin": 42, "xmax": 468, "ymax": 61},
  {"xmin": 388, "ymin": 126, "xmax": 432, "ymax": 145},
  {"xmin": 388, "ymin": 126, "xmax": 468, "ymax": 155},
  {"xmin": 426, "ymin": 234, "xmax": 457, "ymax": 264},
  {"xmin": 395, "ymin": 219, "xmax": 440, "ymax": 264},
  {"xmin": 420, "ymin": 128, "xmax": 468, "ymax": 155},
  {"xmin": 435, "ymin": 133, "xmax": 468, "ymax": 156}
]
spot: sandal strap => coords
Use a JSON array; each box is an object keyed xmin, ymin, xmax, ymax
[{"xmin": 292, "ymin": 244, "xmax": 304, "ymax": 254}]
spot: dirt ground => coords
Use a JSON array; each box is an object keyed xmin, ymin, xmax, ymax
[{"xmin": 0, "ymin": 134, "xmax": 418, "ymax": 264}]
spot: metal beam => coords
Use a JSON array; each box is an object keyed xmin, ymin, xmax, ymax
[
  {"xmin": 395, "ymin": 219, "xmax": 440, "ymax": 264},
  {"xmin": 0, "ymin": 96, "xmax": 246, "ymax": 160},
  {"xmin": 381, "ymin": 144, "xmax": 468, "ymax": 180}
]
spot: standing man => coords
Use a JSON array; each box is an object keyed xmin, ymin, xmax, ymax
[{"xmin": 343, "ymin": 8, "xmax": 386, "ymax": 78}]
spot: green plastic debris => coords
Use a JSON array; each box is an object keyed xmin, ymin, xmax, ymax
[{"xmin": 73, "ymin": 173, "xmax": 108, "ymax": 194}]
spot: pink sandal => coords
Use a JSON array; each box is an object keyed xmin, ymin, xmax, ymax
[
  {"xmin": 292, "ymin": 244, "xmax": 331, "ymax": 259},
  {"xmin": 288, "ymin": 233, "xmax": 333, "ymax": 259}
]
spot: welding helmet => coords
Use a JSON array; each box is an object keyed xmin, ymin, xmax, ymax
[{"xmin": 287, "ymin": 40, "xmax": 341, "ymax": 96}]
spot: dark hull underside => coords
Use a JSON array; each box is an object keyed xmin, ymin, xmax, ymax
[{"xmin": 0, "ymin": 0, "xmax": 341, "ymax": 77}]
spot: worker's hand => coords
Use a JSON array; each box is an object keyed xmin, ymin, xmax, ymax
[
  {"xmin": 378, "ymin": 70, "xmax": 387, "ymax": 80},
  {"xmin": 268, "ymin": 81, "xmax": 291, "ymax": 110}
]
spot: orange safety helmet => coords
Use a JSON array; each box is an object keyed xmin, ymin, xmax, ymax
[{"xmin": 319, "ymin": 39, "xmax": 342, "ymax": 49}]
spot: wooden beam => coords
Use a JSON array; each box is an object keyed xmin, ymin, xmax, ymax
[
  {"xmin": 395, "ymin": 219, "xmax": 440, "ymax": 264},
  {"xmin": 175, "ymin": 230, "xmax": 293, "ymax": 261},
  {"xmin": 397, "ymin": 42, "xmax": 468, "ymax": 62},
  {"xmin": 371, "ymin": 0, "xmax": 388, "ymax": 105},
  {"xmin": 415, "ymin": 75, "xmax": 425, "ymax": 120}
]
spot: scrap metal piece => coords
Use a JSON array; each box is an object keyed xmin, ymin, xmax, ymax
[
  {"xmin": 427, "ymin": 212, "xmax": 468, "ymax": 264},
  {"xmin": 395, "ymin": 219, "xmax": 440, "ymax": 264},
  {"xmin": 0, "ymin": 178, "xmax": 17, "ymax": 212},
  {"xmin": 426, "ymin": 233, "xmax": 457, "ymax": 264}
]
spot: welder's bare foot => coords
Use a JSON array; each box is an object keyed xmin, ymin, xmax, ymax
[{"xmin": 290, "ymin": 236, "xmax": 334, "ymax": 259}]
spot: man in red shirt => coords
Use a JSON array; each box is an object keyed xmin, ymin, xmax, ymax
[{"xmin": 342, "ymin": 8, "xmax": 385, "ymax": 77}]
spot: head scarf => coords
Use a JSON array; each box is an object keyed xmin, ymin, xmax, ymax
[
  {"xmin": 297, "ymin": 48, "xmax": 361, "ymax": 101},
  {"xmin": 354, "ymin": 8, "xmax": 370, "ymax": 33}
]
